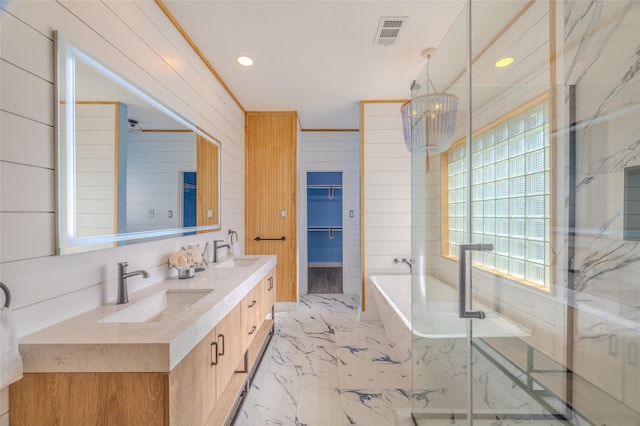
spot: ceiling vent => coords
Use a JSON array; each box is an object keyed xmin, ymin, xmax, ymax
[{"xmin": 373, "ymin": 16, "xmax": 408, "ymax": 47}]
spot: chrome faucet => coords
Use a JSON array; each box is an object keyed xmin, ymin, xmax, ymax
[
  {"xmin": 394, "ymin": 257, "xmax": 413, "ymax": 274},
  {"xmin": 117, "ymin": 262, "xmax": 149, "ymax": 304},
  {"xmin": 213, "ymin": 240, "xmax": 230, "ymax": 263},
  {"xmin": 402, "ymin": 258, "xmax": 413, "ymax": 274}
]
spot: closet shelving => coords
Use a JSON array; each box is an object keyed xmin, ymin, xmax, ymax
[{"xmin": 307, "ymin": 173, "xmax": 342, "ymax": 267}]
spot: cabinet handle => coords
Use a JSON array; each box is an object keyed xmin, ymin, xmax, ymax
[
  {"xmin": 248, "ymin": 325, "xmax": 257, "ymax": 335},
  {"xmin": 629, "ymin": 342, "xmax": 638, "ymax": 366},
  {"xmin": 608, "ymin": 335, "xmax": 617, "ymax": 356},
  {"xmin": 248, "ymin": 300, "xmax": 257, "ymax": 308},
  {"xmin": 218, "ymin": 334, "xmax": 225, "ymax": 356},
  {"xmin": 211, "ymin": 342, "xmax": 218, "ymax": 366},
  {"xmin": 268, "ymin": 277, "xmax": 273, "ymax": 291}
]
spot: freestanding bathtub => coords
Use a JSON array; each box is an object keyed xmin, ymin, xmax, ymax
[
  {"xmin": 368, "ymin": 275, "xmax": 529, "ymax": 376},
  {"xmin": 369, "ymin": 274, "xmax": 536, "ymax": 417}
]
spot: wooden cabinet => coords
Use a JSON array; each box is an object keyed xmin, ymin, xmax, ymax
[
  {"xmin": 10, "ymin": 269, "xmax": 276, "ymax": 426},
  {"xmin": 168, "ymin": 327, "xmax": 217, "ymax": 425},
  {"xmin": 573, "ymin": 310, "xmax": 624, "ymax": 401},
  {"xmin": 622, "ymin": 334, "xmax": 640, "ymax": 412},
  {"xmin": 241, "ymin": 283, "xmax": 262, "ymax": 352},
  {"xmin": 214, "ymin": 304, "xmax": 243, "ymax": 396},
  {"xmin": 262, "ymin": 269, "xmax": 276, "ymax": 318},
  {"xmin": 572, "ymin": 309, "xmax": 640, "ymax": 421},
  {"xmin": 9, "ymin": 372, "xmax": 166, "ymax": 426},
  {"xmin": 245, "ymin": 112, "xmax": 297, "ymax": 302},
  {"xmin": 168, "ymin": 304, "xmax": 242, "ymax": 424}
]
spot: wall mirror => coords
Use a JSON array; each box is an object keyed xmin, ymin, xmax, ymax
[{"xmin": 55, "ymin": 31, "xmax": 221, "ymax": 254}]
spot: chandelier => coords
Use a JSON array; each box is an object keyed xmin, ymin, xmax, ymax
[{"xmin": 401, "ymin": 48, "xmax": 458, "ymax": 155}]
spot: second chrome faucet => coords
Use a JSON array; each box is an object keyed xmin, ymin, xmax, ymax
[
  {"xmin": 213, "ymin": 240, "xmax": 230, "ymax": 263},
  {"xmin": 117, "ymin": 262, "xmax": 149, "ymax": 304}
]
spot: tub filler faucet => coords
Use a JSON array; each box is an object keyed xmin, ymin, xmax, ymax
[
  {"xmin": 117, "ymin": 262, "xmax": 150, "ymax": 304},
  {"xmin": 393, "ymin": 258, "xmax": 413, "ymax": 274}
]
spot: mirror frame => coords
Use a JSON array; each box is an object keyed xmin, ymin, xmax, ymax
[{"xmin": 54, "ymin": 31, "xmax": 221, "ymax": 254}]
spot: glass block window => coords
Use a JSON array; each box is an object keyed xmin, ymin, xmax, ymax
[{"xmin": 445, "ymin": 100, "xmax": 550, "ymax": 287}]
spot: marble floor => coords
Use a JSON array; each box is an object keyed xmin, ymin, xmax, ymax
[
  {"xmin": 233, "ymin": 294, "xmax": 570, "ymax": 426},
  {"xmin": 234, "ymin": 294, "xmax": 411, "ymax": 425}
]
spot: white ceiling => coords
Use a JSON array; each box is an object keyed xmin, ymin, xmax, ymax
[{"xmin": 162, "ymin": 0, "xmax": 466, "ymax": 129}]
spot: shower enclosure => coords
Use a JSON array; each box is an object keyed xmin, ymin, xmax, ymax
[{"xmin": 410, "ymin": 0, "xmax": 639, "ymax": 424}]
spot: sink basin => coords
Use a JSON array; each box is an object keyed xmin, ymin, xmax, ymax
[
  {"xmin": 99, "ymin": 289, "xmax": 213, "ymax": 323},
  {"xmin": 214, "ymin": 257, "xmax": 260, "ymax": 268}
]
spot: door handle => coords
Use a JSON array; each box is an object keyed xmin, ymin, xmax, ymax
[{"xmin": 458, "ymin": 244, "xmax": 493, "ymax": 319}]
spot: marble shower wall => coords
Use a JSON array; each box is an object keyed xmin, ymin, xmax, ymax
[
  {"xmin": 566, "ymin": 0, "xmax": 640, "ymax": 309},
  {"xmin": 563, "ymin": 0, "xmax": 640, "ymax": 418}
]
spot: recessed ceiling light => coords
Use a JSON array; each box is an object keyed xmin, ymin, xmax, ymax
[
  {"xmin": 237, "ymin": 56, "xmax": 254, "ymax": 67},
  {"xmin": 495, "ymin": 57, "xmax": 514, "ymax": 68}
]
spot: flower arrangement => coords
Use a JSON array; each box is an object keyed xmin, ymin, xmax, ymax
[{"xmin": 168, "ymin": 246, "xmax": 204, "ymax": 271}]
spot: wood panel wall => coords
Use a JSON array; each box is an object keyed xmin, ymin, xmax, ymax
[
  {"xmin": 197, "ymin": 135, "xmax": 220, "ymax": 228},
  {"xmin": 245, "ymin": 112, "xmax": 297, "ymax": 302}
]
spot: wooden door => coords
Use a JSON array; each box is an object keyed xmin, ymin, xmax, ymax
[
  {"xmin": 197, "ymin": 134, "xmax": 219, "ymax": 227},
  {"xmin": 245, "ymin": 112, "xmax": 297, "ymax": 302}
]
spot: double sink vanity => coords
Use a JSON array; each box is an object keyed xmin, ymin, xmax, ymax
[{"xmin": 9, "ymin": 255, "xmax": 277, "ymax": 425}]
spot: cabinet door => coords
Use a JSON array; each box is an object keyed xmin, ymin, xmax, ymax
[
  {"xmin": 169, "ymin": 327, "xmax": 217, "ymax": 425},
  {"xmin": 573, "ymin": 311, "xmax": 623, "ymax": 400},
  {"xmin": 623, "ymin": 335, "xmax": 640, "ymax": 412},
  {"xmin": 262, "ymin": 268, "xmax": 277, "ymax": 319},
  {"xmin": 215, "ymin": 304, "xmax": 243, "ymax": 397}
]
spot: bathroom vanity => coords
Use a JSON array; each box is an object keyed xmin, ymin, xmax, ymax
[{"xmin": 9, "ymin": 255, "xmax": 277, "ymax": 425}]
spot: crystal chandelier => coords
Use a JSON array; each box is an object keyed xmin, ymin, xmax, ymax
[{"xmin": 401, "ymin": 48, "xmax": 458, "ymax": 155}]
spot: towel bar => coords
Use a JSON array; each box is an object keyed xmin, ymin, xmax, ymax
[
  {"xmin": 0, "ymin": 282, "xmax": 10, "ymax": 308},
  {"xmin": 254, "ymin": 236, "xmax": 286, "ymax": 241}
]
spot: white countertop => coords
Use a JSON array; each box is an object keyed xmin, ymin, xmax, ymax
[{"xmin": 18, "ymin": 255, "xmax": 277, "ymax": 373}]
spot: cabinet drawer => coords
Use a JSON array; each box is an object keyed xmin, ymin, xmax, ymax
[{"xmin": 242, "ymin": 285, "xmax": 262, "ymax": 350}]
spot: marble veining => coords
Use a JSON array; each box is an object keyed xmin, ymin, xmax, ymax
[
  {"xmin": 235, "ymin": 294, "xmax": 410, "ymax": 426},
  {"xmin": 235, "ymin": 294, "xmax": 566, "ymax": 426},
  {"xmin": 563, "ymin": 0, "xmax": 640, "ymax": 310}
]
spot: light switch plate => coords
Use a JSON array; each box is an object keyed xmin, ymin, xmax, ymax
[{"xmin": 208, "ymin": 209, "xmax": 214, "ymax": 218}]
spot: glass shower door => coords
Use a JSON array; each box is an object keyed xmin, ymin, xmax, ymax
[
  {"xmin": 409, "ymin": 4, "xmax": 473, "ymax": 421},
  {"xmin": 411, "ymin": 0, "xmax": 639, "ymax": 424}
]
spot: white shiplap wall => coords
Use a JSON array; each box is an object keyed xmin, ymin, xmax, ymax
[
  {"xmin": 361, "ymin": 102, "xmax": 412, "ymax": 319},
  {"xmin": 297, "ymin": 131, "xmax": 361, "ymax": 298},
  {"xmin": 0, "ymin": 2, "xmax": 245, "ymax": 421},
  {"xmin": 126, "ymin": 131, "xmax": 197, "ymax": 232},
  {"xmin": 59, "ymin": 103, "xmax": 120, "ymax": 253}
]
